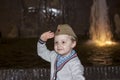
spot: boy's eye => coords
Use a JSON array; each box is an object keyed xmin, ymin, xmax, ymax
[
  {"xmin": 55, "ymin": 41, "xmax": 58, "ymax": 44},
  {"xmin": 62, "ymin": 41, "xmax": 65, "ymax": 44}
]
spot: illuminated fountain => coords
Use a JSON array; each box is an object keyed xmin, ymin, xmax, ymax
[
  {"xmin": 88, "ymin": 0, "xmax": 117, "ymax": 65},
  {"xmin": 89, "ymin": 0, "xmax": 116, "ymax": 47}
]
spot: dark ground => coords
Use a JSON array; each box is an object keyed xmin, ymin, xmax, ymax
[{"xmin": 0, "ymin": 36, "xmax": 120, "ymax": 69}]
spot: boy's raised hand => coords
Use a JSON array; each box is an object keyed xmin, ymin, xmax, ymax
[{"xmin": 40, "ymin": 31, "xmax": 54, "ymax": 42}]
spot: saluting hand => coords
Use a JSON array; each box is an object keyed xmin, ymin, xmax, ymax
[{"xmin": 40, "ymin": 31, "xmax": 54, "ymax": 42}]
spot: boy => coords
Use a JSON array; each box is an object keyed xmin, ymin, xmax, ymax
[{"xmin": 37, "ymin": 24, "xmax": 85, "ymax": 80}]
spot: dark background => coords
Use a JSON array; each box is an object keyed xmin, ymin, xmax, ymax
[
  {"xmin": 0, "ymin": 0, "xmax": 120, "ymax": 68},
  {"xmin": 0, "ymin": 0, "xmax": 120, "ymax": 38}
]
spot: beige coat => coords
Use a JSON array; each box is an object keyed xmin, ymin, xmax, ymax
[{"xmin": 37, "ymin": 42, "xmax": 85, "ymax": 80}]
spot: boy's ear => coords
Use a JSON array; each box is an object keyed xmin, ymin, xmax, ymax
[{"xmin": 72, "ymin": 41, "xmax": 76, "ymax": 48}]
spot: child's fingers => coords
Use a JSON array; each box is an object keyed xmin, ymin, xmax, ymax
[
  {"xmin": 48, "ymin": 32, "xmax": 54, "ymax": 39},
  {"xmin": 49, "ymin": 33, "xmax": 54, "ymax": 38},
  {"xmin": 40, "ymin": 31, "xmax": 54, "ymax": 41}
]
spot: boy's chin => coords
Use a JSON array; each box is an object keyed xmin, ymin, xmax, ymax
[{"xmin": 57, "ymin": 53, "xmax": 68, "ymax": 56}]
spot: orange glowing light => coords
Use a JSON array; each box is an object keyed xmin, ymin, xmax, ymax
[{"xmin": 94, "ymin": 40, "xmax": 116, "ymax": 47}]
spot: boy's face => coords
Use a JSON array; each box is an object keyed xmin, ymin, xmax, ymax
[{"xmin": 54, "ymin": 34, "xmax": 76, "ymax": 56}]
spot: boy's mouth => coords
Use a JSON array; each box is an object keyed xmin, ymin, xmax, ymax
[{"xmin": 57, "ymin": 49, "xmax": 63, "ymax": 51}]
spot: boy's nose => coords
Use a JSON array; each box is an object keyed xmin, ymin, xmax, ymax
[{"xmin": 57, "ymin": 43, "xmax": 62, "ymax": 47}]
